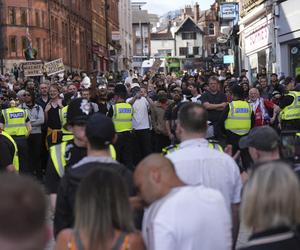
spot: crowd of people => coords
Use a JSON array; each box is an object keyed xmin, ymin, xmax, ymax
[{"xmin": 0, "ymin": 68, "xmax": 300, "ymax": 250}]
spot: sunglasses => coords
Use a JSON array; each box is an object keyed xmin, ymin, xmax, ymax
[{"xmin": 23, "ymin": 93, "xmax": 31, "ymax": 97}]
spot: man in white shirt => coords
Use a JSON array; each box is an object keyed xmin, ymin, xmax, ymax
[
  {"xmin": 127, "ymin": 83, "xmax": 152, "ymax": 163},
  {"xmin": 135, "ymin": 154, "xmax": 232, "ymax": 250},
  {"xmin": 166, "ymin": 102, "xmax": 242, "ymax": 248}
]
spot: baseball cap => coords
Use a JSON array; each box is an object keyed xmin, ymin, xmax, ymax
[
  {"xmin": 85, "ymin": 113, "xmax": 115, "ymax": 146},
  {"xmin": 239, "ymin": 126, "xmax": 280, "ymax": 151},
  {"xmin": 67, "ymin": 98, "xmax": 94, "ymax": 125}
]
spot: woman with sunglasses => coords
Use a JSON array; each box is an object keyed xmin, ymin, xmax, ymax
[{"xmin": 19, "ymin": 90, "xmax": 44, "ymax": 179}]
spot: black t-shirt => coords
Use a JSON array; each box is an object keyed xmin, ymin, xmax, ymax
[
  {"xmin": 0, "ymin": 135, "xmax": 15, "ymax": 171},
  {"xmin": 164, "ymin": 101, "xmax": 186, "ymax": 133},
  {"xmin": 45, "ymin": 140, "xmax": 87, "ymax": 194},
  {"xmin": 54, "ymin": 160, "xmax": 135, "ymax": 236},
  {"xmin": 200, "ymin": 91, "xmax": 227, "ymax": 123}
]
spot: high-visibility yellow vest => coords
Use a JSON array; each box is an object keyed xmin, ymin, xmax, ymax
[
  {"xmin": 59, "ymin": 106, "xmax": 74, "ymax": 142},
  {"xmin": 1, "ymin": 107, "xmax": 28, "ymax": 136},
  {"xmin": 280, "ymin": 91, "xmax": 300, "ymax": 121},
  {"xmin": 162, "ymin": 141, "xmax": 223, "ymax": 155},
  {"xmin": 50, "ymin": 142, "xmax": 117, "ymax": 177},
  {"xmin": 0, "ymin": 130, "xmax": 19, "ymax": 172},
  {"xmin": 112, "ymin": 103, "xmax": 133, "ymax": 133},
  {"xmin": 225, "ymin": 100, "xmax": 252, "ymax": 136}
]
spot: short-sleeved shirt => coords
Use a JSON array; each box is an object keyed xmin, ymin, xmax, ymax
[
  {"xmin": 126, "ymin": 97, "xmax": 150, "ymax": 130},
  {"xmin": 200, "ymin": 91, "xmax": 227, "ymax": 123},
  {"xmin": 166, "ymin": 138, "xmax": 242, "ymax": 211}
]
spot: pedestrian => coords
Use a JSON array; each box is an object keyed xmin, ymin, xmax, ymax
[
  {"xmin": 240, "ymin": 162, "xmax": 300, "ymax": 250},
  {"xmin": 55, "ymin": 168, "xmax": 145, "ymax": 250},
  {"xmin": 0, "ymin": 173, "xmax": 50, "ymax": 250},
  {"xmin": 200, "ymin": 76, "xmax": 228, "ymax": 139},
  {"xmin": 19, "ymin": 90, "xmax": 44, "ymax": 178},
  {"xmin": 54, "ymin": 113, "xmax": 134, "ymax": 236},
  {"xmin": 0, "ymin": 99, "xmax": 31, "ymax": 173},
  {"xmin": 0, "ymin": 129, "xmax": 19, "ymax": 172},
  {"xmin": 166, "ymin": 102, "xmax": 242, "ymax": 248},
  {"xmin": 45, "ymin": 84, "xmax": 63, "ymax": 147},
  {"xmin": 45, "ymin": 98, "xmax": 94, "ymax": 212},
  {"xmin": 127, "ymin": 83, "xmax": 152, "ymax": 164},
  {"xmin": 135, "ymin": 154, "xmax": 232, "ymax": 250},
  {"xmin": 217, "ymin": 84, "xmax": 254, "ymax": 170},
  {"xmin": 108, "ymin": 84, "xmax": 134, "ymax": 169}
]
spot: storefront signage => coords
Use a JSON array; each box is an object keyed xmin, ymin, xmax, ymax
[
  {"xmin": 220, "ymin": 3, "xmax": 239, "ymax": 20},
  {"xmin": 241, "ymin": 0, "xmax": 265, "ymax": 16},
  {"xmin": 245, "ymin": 19, "xmax": 271, "ymax": 54},
  {"xmin": 112, "ymin": 31, "xmax": 120, "ymax": 41},
  {"xmin": 223, "ymin": 55, "xmax": 234, "ymax": 64},
  {"xmin": 44, "ymin": 58, "xmax": 65, "ymax": 76},
  {"xmin": 22, "ymin": 61, "xmax": 44, "ymax": 77}
]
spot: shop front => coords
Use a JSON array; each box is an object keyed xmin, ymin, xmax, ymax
[{"xmin": 242, "ymin": 15, "xmax": 273, "ymax": 82}]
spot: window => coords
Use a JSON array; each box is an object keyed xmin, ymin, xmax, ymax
[
  {"xmin": 179, "ymin": 47, "xmax": 187, "ymax": 56},
  {"xmin": 36, "ymin": 38, "xmax": 41, "ymax": 57},
  {"xmin": 193, "ymin": 47, "xmax": 199, "ymax": 55},
  {"xmin": 22, "ymin": 36, "xmax": 27, "ymax": 50},
  {"xmin": 36, "ymin": 11, "xmax": 40, "ymax": 27},
  {"xmin": 20, "ymin": 9, "xmax": 27, "ymax": 25},
  {"xmin": 42, "ymin": 12, "xmax": 45, "ymax": 28},
  {"xmin": 8, "ymin": 7, "xmax": 16, "ymax": 25},
  {"xmin": 208, "ymin": 23, "xmax": 215, "ymax": 36},
  {"xmin": 210, "ymin": 44, "xmax": 217, "ymax": 54},
  {"xmin": 135, "ymin": 27, "xmax": 141, "ymax": 37},
  {"xmin": 9, "ymin": 36, "xmax": 17, "ymax": 53},
  {"xmin": 182, "ymin": 32, "xmax": 196, "ymax": 40}
]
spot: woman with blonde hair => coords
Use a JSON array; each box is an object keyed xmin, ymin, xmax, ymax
[
  {"xmin": 55, "ymin": 167, "xmax": 145, "ymax": 250},
  {"xmin": 240, "ymin": 161, "xmax": 300, "ymax": 249}
]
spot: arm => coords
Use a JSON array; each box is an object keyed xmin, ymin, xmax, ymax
[
  {"xmin": 231, "ymin": 203, "xmax": 240, "ymax": 250},
  {"xmin": 26, "ymin": 121, "xmax": 32, "ymax": 136},
  {"xmin": 216, "ymin": 105, "xmax": 229, "ymax": 138},
  {"xmin": 31, "ymin": 106, "xmax": 45, "ymax": 127},
  {"xmin": 127, "ymin": 96, "xmax": 138, "ymax": 105},
  {"xmin": 202, "ymin": 102, "xmax": 227, "ymax": 111}
]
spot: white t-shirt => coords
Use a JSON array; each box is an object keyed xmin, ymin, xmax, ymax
[
  {"xmin": 142, "ymin": 186, "xmax": 232, "ymax": 250},
  {"xmin": 191, "ymin": 94, "xmax": 201, "ymax": 103},
  {"xmin": 166, "ymin": 138, "xmax": 242, "ymax": 211},
  {"xmin": 126, "ymin": 96, "xmax": 150, "ymax": 130}
]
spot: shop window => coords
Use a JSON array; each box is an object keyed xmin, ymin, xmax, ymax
[
  {"xmin": 8, "ymin": 7, "xmax": 16, "ymax": 25},
  {"xmin": 208, "ymin": 23, "xmax": 215, "ymax": 36},
  {"xmin": 20, "ymin": 9, "xmax": 27, "ymax": 26}
]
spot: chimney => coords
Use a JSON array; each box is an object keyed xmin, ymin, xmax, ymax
[{"xmin": 194, "ymin": 2, "xmax": 200, "ymax": 22}]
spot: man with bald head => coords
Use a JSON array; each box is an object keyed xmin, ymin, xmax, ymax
[{"xmin": 134, "ymin": 154, "xmax": 232, "ymax": 250}]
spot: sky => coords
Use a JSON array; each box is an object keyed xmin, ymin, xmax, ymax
[{"xmin": 143, "ymin": 0, "xmax": 215, "ymax": 16}]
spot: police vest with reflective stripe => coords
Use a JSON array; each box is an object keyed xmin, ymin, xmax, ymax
[
  {"xmin": 280, "ymin": 91, "xmax": 300, "ymax": 121},
  {"xmin": 2, "ymin": 107, "xmax": 28, "ymax": 136},
  {"xmin": 225, "ymin": 100, "xmax": 252, "ymax": 136},
  {"xmin": 162, "ymin": 142, "xmax": 223, "ymax": 155},
  {"xmin": 112, "ymin": 103, "xmax": 133, "ymax": 133},
  {"xmin": 59, "ymin": 106, "xmax": 74, "ymax": 142},
  {"xmin": 50, "ymin": 142, "xmax": 117, "ymax": 177},
  {"xmin": 0, "ymin": 131, "xmax": 19, "ymax": 172}
]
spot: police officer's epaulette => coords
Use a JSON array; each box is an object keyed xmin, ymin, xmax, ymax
[{"xmin": 161, "ymin": 144, "xmax": 179, "ymax": 155}]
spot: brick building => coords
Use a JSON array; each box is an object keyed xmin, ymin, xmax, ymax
[{"xmin": 0, "ymin": 0, "xmax": 93, "ymax": 74}]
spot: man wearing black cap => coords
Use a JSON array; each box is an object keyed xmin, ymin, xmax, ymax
[
  {"xmin": 217, "ymin": 84, "xmax": 255, "ymax": 171},
  {"xmin": 108, "ymin": 84, "xmax": 134, "ymax": 169},
  {"xmin": 45, "ymin": 98, "xmax": 93, "ymax": 211},
  {"xmin": 54, "ymin": 113, "xmax": 135, "ymax": 236}
]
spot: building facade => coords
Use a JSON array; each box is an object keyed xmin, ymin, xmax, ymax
[
  {"xmin": 277, "ymin": 0, "xmax": 300, "ymax": 77},
  {"xmin": 0, "ymin": 0, "xmax": 93, "ymax": 74},
  {"xmin": 239, "ymin": 0, "xmax": 275, "ymax": 81},
  {"xmin": 132, "ymin": 7, "xmax": 151, "ymax": 71},
  {"xmin": 118, "ymin": 0, "xmax": 133, "ymax": 70},
  {"xmin": 92, "ymin": 0, "xmax": 108, "ymax": 72},
  {"xmin": 0, "ymin": 0, "xmax": 49, "ymax": 72}
]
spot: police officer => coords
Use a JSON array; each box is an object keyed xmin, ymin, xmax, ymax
[
  {"xmin": 279, "ymin": 79, "xmax": 300, "ymax": 131},
  {"xmin": 0, "ymin": 129, "xmax": 19, "ymax": 172},
  {"xmin": 108, "ymin": 84, "xmax": 134, "ymax": 169},
  {"xmin": 59, "ymin": 105, "xmax": 74, "ymax": 142},
  {"xmin": 217, "ymin": 84, "xmax": 254, "ymax": 170},
  {"xmin": 45, "ymin": 98, "xmax": 93, "ymax": 210},
  {"xmin": 0, "ymin": 100, "xmax": 31, "ymax": 173}
]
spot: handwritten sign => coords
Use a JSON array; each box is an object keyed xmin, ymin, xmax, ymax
[
  {"xmin": 22, "ymin": 61, "xmax": 44, "ymax": 77},
  {"xmin": 44, "ymin": 58, "xmax": 65, "ymax": 76}
]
